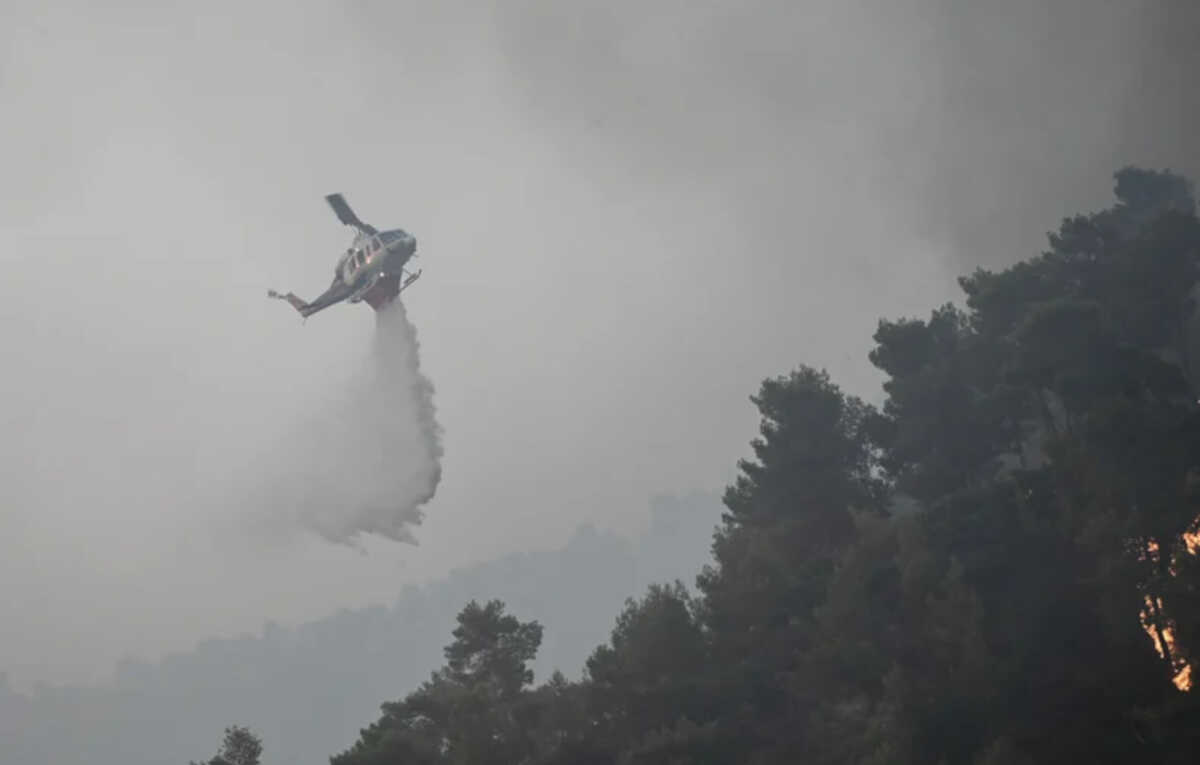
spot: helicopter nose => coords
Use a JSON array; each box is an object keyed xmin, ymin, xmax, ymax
[{"xmin": 385, "ymin": 230, "xmax": 416, "ymax": 254}]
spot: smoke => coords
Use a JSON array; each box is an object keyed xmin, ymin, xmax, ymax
[
  {"xmin": 248, "ymin": 300, "xmax": 443, "ymax": 548},
  {"xmin": 488, "ymin": 0, "xmax": 1200, "ymax": 274}
]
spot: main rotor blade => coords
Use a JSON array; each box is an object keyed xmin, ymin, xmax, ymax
[{"xmin": 325, "ymin": 193, "xmax": 376, "ymax": 234}]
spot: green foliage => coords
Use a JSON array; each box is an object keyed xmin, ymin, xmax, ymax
[
  {"xmin": 331, "ymin": 600, "xmax": 544, "ymax": 765},
  {"xmin": 443, "ymin": 599, "xmax": 544, "ymax": 698},
  {"xmin": 584, "ymin": 583, "xmax": 708, "ymax": 754},
  {"xmin": 857, "ymin": 165, "xmax": 1200, "ymax": 762},
  {"xmin": 190, "ymin": 725, "xmax": 262, "ymax": 765},
  {"xmin": 699, "ymin": 365, "xmax": 884, "ymax": 642}
]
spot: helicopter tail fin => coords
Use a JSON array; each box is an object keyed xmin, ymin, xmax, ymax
[{"xmin": 268, "ymin": 289, "xmax": 311, "ymax": 316}]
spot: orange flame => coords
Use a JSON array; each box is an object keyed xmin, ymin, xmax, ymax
[{"xmin": 1139, "ymin": 530, "xmax": 1197, "ymax": 692}]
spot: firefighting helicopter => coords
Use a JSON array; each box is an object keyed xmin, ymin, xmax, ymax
[{"xmin": 268, "ymin": 193, "xmax": 421, "ymax": 318}]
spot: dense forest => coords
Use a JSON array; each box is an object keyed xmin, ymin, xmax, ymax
[{"xmin": 300, "ymin": 167, "xmax": 1200, "ymax": 764}]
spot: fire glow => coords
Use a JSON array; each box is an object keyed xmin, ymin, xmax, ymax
[{"xmin": 1139, "ymin": 530, "xmax": 1199, "ymax": 691}]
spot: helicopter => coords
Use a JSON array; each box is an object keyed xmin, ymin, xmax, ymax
[{"xmin": 268, "ymin": 193, "xmax": 421, "ymax": 318}]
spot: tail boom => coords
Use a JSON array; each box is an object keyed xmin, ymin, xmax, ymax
[{"xmin": 269, "ymin": 269, "xmax": 420, "ymax": 317}]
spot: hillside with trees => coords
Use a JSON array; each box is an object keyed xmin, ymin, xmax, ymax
[{"xmin": 330, "ymin": 167, "xmax": 1200, "ymax": 764}]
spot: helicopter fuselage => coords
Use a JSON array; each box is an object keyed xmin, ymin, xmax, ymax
[{"xmin": 337, "ymin": 228, "xmax": 416, "ymax": 298}]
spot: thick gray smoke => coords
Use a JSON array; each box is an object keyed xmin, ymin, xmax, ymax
[
  {"xmin": 249, "ymin": 300, "xmax": 442, "ymax": 547},
  {"xmin": 487, "ymin": 0, "xmax": 1200, "ymax": 273}
]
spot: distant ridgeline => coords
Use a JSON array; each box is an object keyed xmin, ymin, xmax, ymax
[{"xmin": 0, "ymin": 493, "xmax": 723, "ymax": 765}]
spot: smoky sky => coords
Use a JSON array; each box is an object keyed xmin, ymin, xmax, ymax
[
  {"xmin": 1, "ymin": 0, "xmax": 1197, "ymax": 690},
  {"xmin": 489, "ymin": 0, "xmax": 1200, "ymax": 266}
]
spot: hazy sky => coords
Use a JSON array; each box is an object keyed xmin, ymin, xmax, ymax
[{"xmin": 2, "ymin": 0, "xmax": 1197, "ymax": 690}]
